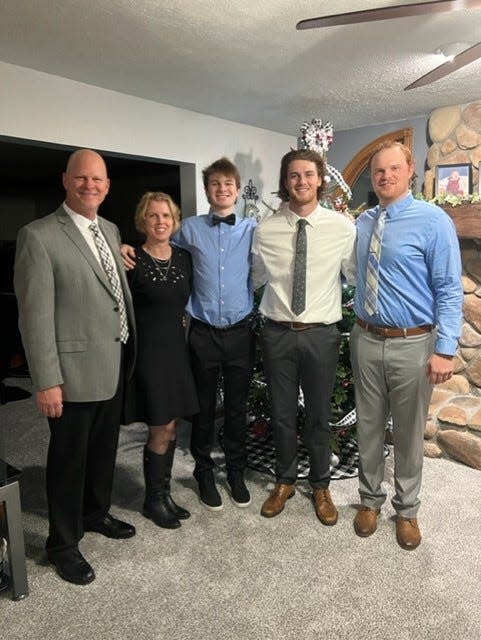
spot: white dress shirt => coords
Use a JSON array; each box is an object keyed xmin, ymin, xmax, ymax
[
  {"xmin": 251, "ymin": 203, "xmax": 356, "ymax": 323},
  {"xmin": 63, "ymin": 202, "xmax": 121, "ymax": 278}
]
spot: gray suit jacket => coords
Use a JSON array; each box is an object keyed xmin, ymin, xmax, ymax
[{"xmin": 14, "ymin": 205, "xmax": 136, "ymax": 402}]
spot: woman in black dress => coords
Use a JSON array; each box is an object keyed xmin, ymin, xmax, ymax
[{"xmin": 128, "ymin": 192, "xmax": 199, "ymax": 529}]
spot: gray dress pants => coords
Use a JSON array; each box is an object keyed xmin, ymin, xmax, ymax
[
  {"xmin": 262, "ymin": 321, "xmax": 340, "ymax": 488},
  {"xmin": 350, "ymin": 323, "xmax": 435, "ymax": 517}
]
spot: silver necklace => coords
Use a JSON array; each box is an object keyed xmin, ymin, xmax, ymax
[{"xmin": 147, "ymin": 251, "xmax": 172, "ymax": 282}]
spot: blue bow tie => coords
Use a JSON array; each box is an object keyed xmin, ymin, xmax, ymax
[{"xmin": 212, "ymin": 213, "xmax": 235, "ymax": 226}]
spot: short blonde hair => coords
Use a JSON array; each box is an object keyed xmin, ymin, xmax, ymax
[
  {"xmin": 134, "ymin": 192, "xmax": 181, "ymax": 235},
  {"xmin": 369, "ymin": 140, "xmax": 413, "ymax": 167}
]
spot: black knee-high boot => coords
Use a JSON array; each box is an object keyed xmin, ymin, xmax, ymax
[
  {"xmin": 164, "ymin": 440, "xmax": 191, "ymax": 520},
  {"xmin": 143, "ymin": 447, "xmax": 180, "ymax": 529}
]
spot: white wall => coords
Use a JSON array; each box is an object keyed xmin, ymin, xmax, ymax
[{"xmin": 0, "ymin": 62, "xmax": 295, "ymax": 215}]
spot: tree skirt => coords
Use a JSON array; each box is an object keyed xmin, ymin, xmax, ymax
[
  {"xmin": 220, "ymin": 409, "xmax": 390, "ymax": 481},
  {"xmin": 244, "ymin": 430, "xmax": 366, "ymax": 480}
]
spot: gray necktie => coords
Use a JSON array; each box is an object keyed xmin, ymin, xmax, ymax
[
  {"xmin": 291, "ymin": 218, "xmax": 308, "ymax": 316},
  {"xmin": 364, "ymin": 207, "xmax": 387, "ymax": 316},
  {"xmin": 89, "ymin": 222, "xmax": 129, "ymax": 344}
]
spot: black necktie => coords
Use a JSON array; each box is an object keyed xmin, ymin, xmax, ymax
[{"xmin": 212, "ymin": 213, "xmax": 235, "ymax": 226}]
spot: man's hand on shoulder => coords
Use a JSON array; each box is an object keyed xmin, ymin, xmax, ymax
[{"xmin": 120, "ymin": 244, "xmax": 137, "ymax": 270}]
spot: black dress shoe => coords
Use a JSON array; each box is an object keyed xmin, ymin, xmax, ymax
[
  {"xmin": 84, "ymin": 514, "xmax": 136, "ymax": 539},
  {"xmin": 48, "ymin": 550, "xmax": 95, "ymax": 585}
]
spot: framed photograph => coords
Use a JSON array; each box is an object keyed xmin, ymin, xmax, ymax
[{"xmin": 435, "ymin": 163, "xmax": 472, "ymax": 197}]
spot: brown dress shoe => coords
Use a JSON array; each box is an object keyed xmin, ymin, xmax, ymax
[
  {"xmin": 396, "ymin": 516, "xmax": 421, "ymax": 550},
  {"xmin": 312, "ymin": 488, "xmax": 338, "ymax": 526},
  {"xmin": 261, "ymin": 483, "xmax": 295, "ymax": 518},
  {"xmin": 353, "ymin": 506, "xmax": 380, "ymax": 537}
]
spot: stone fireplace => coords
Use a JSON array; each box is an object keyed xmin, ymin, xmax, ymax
[{"xmin": 422, "ymin": 101, "xmax": 481, "ymax": 470}]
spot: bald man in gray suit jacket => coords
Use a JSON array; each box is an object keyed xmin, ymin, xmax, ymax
[{"xmin": 14, "ymin": 149, "xmax": 136, "ymax": 585}]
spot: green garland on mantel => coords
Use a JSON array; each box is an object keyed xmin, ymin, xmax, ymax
[{"xmin": 415, "ymin": 192, "xmax": 481, "ymax": 207}]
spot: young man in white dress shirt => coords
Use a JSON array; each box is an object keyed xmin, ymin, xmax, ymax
[{"xmin": 251, "ymin": 148, "xmax": 356, "ymax": 523}]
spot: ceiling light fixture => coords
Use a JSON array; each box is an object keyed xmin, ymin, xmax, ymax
[{"xmin": 435, "ymin": 42, "xmax": 471, "ymax": 62}]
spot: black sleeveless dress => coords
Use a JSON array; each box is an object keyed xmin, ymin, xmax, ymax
[{"xmin": 128, "ymin": 246, "xmax": 199, "ymax": 424}]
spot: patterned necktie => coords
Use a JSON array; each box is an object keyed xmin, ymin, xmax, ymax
[
  {"xmin": 291, "ymin": 218, "xmax": 308, "ymax": 315},
  {"xmin": 89, "ymin": 222, "xmax": 129, "ymax": 344},
  {"xmin": 364, "ymin": 207, "xmax": 387, "ymax": 316}
]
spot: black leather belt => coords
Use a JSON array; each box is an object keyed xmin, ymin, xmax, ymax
[
  {"xmin": 268, "ymin": 319, "xmax": 328, "ymax": 332},
  {"xmin": 356, "ymin": 317, "xmax": 434, "ymax": 338},
  {"xmin": 192, "ymin": 316, "xmax": 249, "ymax": 331}
]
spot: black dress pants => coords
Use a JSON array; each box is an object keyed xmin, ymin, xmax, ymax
[
  {"xmin": 262, "ymin": 321, "xmax": 340, "ymax": 488},
  {"xmin": 45, "ymin": 368, "xmax": 124, "ymax": 555},
  {"xmin": 189, "ymin": 319, "xmax": 255, "ymax": 476}
]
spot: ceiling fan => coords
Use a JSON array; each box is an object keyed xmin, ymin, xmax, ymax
[{"xmin": 296, "ymin": 0, "xmax": 481, "ymax": 90}]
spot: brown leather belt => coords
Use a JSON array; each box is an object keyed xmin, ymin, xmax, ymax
[
  {"xmin": 268, "ymin": 320, "xmax": 327, "ymax": 332},
  {"xmin": 356, "ymin": 317, "xmax": 434, "ymax": 338}
]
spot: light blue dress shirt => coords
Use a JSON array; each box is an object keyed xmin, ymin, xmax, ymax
[
  {"xmin": 354, "ymin": 192, "xmax": 463, "ymax": 355},
  {"xmin": 173, "ymin": 212, "xmax": 256, "ymax": 327}
]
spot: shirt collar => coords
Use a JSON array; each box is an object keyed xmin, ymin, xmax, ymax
[
  {"xmin": 381, "ymin": 191, "xmax": 413, "ymax": 218},
  {"xmin": 63, "ymin": 202, "xmax": 98, "ymax": 230},
  {"xmin": 285, "ymin": 203, "xmax": 322, "ymax": 227}
]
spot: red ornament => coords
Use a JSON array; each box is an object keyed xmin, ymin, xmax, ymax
[{"xmin": 252, "ymin": 418, "xmax": 268, "ymax": 438}]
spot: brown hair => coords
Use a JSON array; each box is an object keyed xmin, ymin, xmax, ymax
[
  {"xmin": 134, "ymin": 192, "xmax": 181, "ymax": 235},
  {"xmin": 368, "ymin": 140, "xmax": 413, "ymax": 167},
  {"xmin": 202, "ymin": 157, "xmax": 241, "ymax": 190},
  {"xmin": 278, "ymin": 149, "xmax": 326, "ymax": 202}
]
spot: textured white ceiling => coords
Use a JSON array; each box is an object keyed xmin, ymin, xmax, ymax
[{"xmin": 1, "ymin": 0, "xmax": 480, "ymax": 135}]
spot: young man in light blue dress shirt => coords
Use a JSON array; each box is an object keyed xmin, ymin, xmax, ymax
[
  {"xmin": 175, "ymin": 158, "xmax": 256, "ymax": 511},
  {"xmin": 121, "ymin": 158, "xmax": 256, "ymax": 511},
  {"xmin": 350, "ymin": 141, "xmax": 463, "ymax": 550}
]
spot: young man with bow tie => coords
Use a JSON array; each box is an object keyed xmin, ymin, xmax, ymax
[{"xmin": 122, "ymin": 157, "xmax": 256, "ymax": 511}]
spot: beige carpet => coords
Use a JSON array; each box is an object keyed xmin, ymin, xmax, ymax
[{"xmin": 1, "ymin": 377, "xmax": 481, "ymax": 640}]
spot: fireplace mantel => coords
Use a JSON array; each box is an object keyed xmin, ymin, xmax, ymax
[{"xmin": 442, "ymin": 204, "xmax": 481, "ymax": 240}]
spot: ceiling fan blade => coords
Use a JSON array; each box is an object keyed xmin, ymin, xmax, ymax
[
  {"xmin": 296, "ymin": 0, "xmax": 481, "ymax": 30},
  {"xmin": 404, "ymin": 41, "xmax": 481, "ymax": 89}
]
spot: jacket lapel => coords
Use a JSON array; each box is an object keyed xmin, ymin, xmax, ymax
[{"xmin": 56, "ymin": 208, "xmax": 115, "ymax": 298}]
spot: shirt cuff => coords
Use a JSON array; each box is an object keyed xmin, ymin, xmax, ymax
[{"xmin": 435, "ymin": 337, "xmax": 457, "ymax": 357}]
